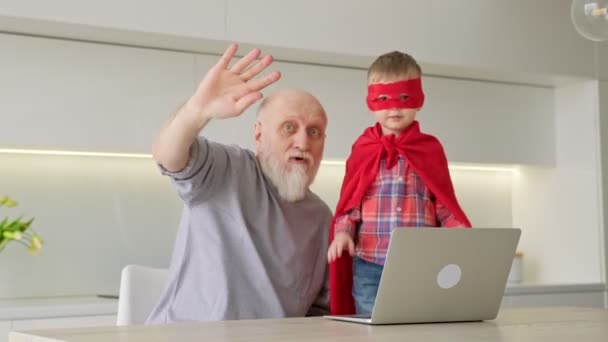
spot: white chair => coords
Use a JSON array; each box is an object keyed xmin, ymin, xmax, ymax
[{"xmin": 116, "ymin": 264, "xmax": 169, "ymax": 326}]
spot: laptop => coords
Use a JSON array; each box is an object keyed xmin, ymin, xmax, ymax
[{"xmin": 324, "ymin": 227, "xmax": 521, "ymax": 325}]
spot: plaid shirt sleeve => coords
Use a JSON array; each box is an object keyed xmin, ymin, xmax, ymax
[
  {"xmin": 436, "ymin": 199, "xmax": 468, "ymax": 227},
  {"xmin": 334, "ymin": 208, "xmax": 361, "ymax": 238}
]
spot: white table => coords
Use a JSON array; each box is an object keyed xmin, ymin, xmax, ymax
[{"xmin": 9, "ymin": 307, "xmax": 608, "ymax": 342}]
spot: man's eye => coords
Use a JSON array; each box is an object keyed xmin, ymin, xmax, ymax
[
  {"xmin": 308, "ymin": 127, "xmax": 320, "ymax": 137},
  {"xmin": 284, "ymin": 123, "xmax": 296, "ymax": 133},
  {"xmin": 378, "ymin": 95, "xmax": 389, "ymax": 102},
  {"xmin": 399, "ymin": 94, "xmax": 409, "ymax": 101}
]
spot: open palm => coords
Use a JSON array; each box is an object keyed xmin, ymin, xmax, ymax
[{"xmin": 186, "ymin": 44, "xmax": 281, "ymax": 120}]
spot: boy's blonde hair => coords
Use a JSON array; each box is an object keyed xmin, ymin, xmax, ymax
[{"xmin": 367, "ymin": 51, "xmax": 421, "ymax": 82}]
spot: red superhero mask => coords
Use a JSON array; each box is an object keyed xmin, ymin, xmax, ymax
[{"xmin": 366, "ymin": 78, "xmax": 425, "ymax": 111}]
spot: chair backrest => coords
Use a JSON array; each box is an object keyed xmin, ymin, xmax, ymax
[{"xmin": 116, "ymin": 264, "xmax": 169, "ymax": 326}]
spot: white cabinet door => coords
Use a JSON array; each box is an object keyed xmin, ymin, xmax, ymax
[
  {"xmin": 421, "ymin": 77, "xmax": 555, "ymax": 165},
  {"xmin": 11, "ymin": 315, "xmax": 116, "ymax": 331},
  {"xmin": 0, "ymin": 33, "xmax": 194, "ymax": 153},
  {"xmin": 0, "ymin": 0, "xmax": 225, "ymax": 41},
  {"xmin": 0, "ymin": 32, "xmax": 556, "ymax": 165},
  {"xmin": 429, "ymin": 0, "xmax": 595, "ymax": 79}
]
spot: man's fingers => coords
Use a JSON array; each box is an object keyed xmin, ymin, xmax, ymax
[
  {"xmin": 234, "ymin": 92, "xmax": 263, "ymax": 113},
  {"xmin": 229, "ymin": 71, "xmax": 281, "ymax": 101},
  {"xmin": 217, "ymin": 43, "xmax": 239, "ymax": 70},
  {"xmin": 241, "ymin": 55, "xmax": 274, "ymax": 81},
  {"xmin": 348, "ymin": 240, "xmax": 355, "ymax": 256},
  {"xmin": 246, "ymin": 70, "xmax": 282, "ymax": 92},
  {"xmin": 230, "ymin": 48, "xmax": 261, "ymax": 74}
]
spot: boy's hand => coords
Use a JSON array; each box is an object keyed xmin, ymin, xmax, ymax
[{"xmin": 327, "ymin": 232, "xmax": 355, "ymax": 263}]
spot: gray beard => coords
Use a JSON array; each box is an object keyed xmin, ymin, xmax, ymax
[{"xmin": 260, "ymin": 155, "xmax": 311, "ymax": 202}]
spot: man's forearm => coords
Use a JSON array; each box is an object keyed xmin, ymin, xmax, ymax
[{"xmin": 152, "ymin": 104, "xmax": 210, "ymax": 172}]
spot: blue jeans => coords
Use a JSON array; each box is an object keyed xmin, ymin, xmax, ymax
[{"xmin": 352, "ymin": 256, "xmax": 384, "ymax": 315}]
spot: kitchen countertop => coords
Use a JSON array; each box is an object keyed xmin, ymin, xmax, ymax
[
  {"xmin": 1, "ymin": 283, "xmax": 605, "ymax": 321},
  {"xmin": 504, "ymin": 282, "xmax": 606, "ymax": 295},
  {"xmin": 0, "ymin": 296, "xmax": 117, "ymax": 321}
]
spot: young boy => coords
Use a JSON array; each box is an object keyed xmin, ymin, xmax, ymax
[{"xmin": 327, "ymin": 51, "xmax": 471, "ymax": 315}]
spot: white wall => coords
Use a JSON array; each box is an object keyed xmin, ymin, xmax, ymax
[
  {"xmin": 0, "ymin": 154, "xmax": 512, "ymax": 298},
  {"xmin": 0, "ymin": 153, "xmax": 182, "ymax": 297},
  {"xmin": 311, "ymin": 164, "xmax": 513, "ymax": 228},
  {"xmin": 512, "ymin": 81, "xmax": 603, "ymax": 284},
  {"xmin": 449, "ymin": 169, "xmax": 514, "ymax": 228}
]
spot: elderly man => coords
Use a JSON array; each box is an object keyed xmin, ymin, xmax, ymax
[{"xmin": 146, "ymin": 44, "xmax": 333, "ymax": 323}]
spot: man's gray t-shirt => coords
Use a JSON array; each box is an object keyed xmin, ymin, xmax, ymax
[{"xmin": 146, "ymin": 137, "xmax": 333, "ymax": 323}]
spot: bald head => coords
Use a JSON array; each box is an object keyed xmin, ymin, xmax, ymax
[{"xmin": 256, "ymin": 88, "xmax": 327, "ymax": 125}]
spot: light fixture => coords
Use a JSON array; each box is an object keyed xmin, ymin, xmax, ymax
[
  {"xmin": 447, "ymin": 164, "xmax": 518, "ymax": 174},
  {"xmin": 0, "ymin": 148, "xmax": 518, "ymax": 173},
  {"xmin": 320, "ymin": 160, "xmax": 517, "ymax": 173},
  {"xmin": 0, "ymin": 148, "xmax": 151, "ymax": 159},
  {"xmin": 571, "ymin": 0, "xmax": 608, "ymax": 42}
]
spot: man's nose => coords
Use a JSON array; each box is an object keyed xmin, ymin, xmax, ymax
[{"xmin": 292, "ymin": 129, "xmax": 311, "ymax": 151}]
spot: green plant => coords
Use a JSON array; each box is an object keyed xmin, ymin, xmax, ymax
[{"xmin": 0, "ymin": 196, "xmax": 42, "ymax": 255}]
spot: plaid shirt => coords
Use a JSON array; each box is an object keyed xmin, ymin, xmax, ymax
[{"xmin": 335, "ymin": 155, "xmax": 464, "ymax": 265}]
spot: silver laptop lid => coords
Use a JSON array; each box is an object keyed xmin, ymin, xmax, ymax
[{"xmin": 371, "ymin": 228, "xmax": 521, "ymax": 324}]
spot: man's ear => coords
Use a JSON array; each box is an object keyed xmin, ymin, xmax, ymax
[{"xmin": 254, "ymin": 121, "xmax": 262, "ymax": 149}]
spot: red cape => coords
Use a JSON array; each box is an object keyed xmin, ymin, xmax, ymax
[{"xmin": 329, "ymin": 121, "xmax": 471, "ymax": 314}]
